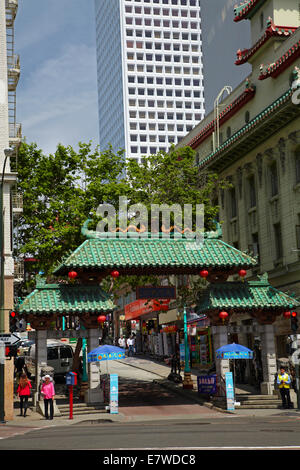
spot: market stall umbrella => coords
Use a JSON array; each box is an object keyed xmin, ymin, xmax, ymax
[
  {"xmin": 87, "ymin": 345, "xmax": 125, "ymax": 363},
  {"xmin": 216, "ymin": 343, "xmax": 253, "ymax": 398},
  {"xmin": 216, "ymin": 343, "xmax": 253, "ymax": 359}
]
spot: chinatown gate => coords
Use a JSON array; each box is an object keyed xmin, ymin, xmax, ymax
[{"xmin": 17, "ymin": 223, "xmax": 300, "ymax": 406}]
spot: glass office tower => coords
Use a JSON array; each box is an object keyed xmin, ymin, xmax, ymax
[{"xmin": 94, "ymin": 0, "xmax": 204, "ymax": 162}]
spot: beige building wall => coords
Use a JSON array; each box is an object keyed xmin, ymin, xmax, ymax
[{"xmin": 177, "ymin": 0, "xmax": 300, "ymax": 349}]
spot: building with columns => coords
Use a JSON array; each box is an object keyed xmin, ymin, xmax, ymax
[
  {"xmin": 176, "ymin": 0, "xmax": 300, "ymax": 384},
  {"xmin": 0, "ymin": 0, "xmax": 22, "ymax": 421}
]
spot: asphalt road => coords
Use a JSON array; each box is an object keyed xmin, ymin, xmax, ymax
[{"xmin": 1, "ymin": 416, "xmax": 300, "ymax": 451}]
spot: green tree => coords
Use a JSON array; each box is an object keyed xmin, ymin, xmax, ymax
[{"xmin": 15, "ymin": 141, "xmax": 128, "ymax": 275}]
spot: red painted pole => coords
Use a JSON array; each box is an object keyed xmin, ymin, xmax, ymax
[{"xmin": 69, "ymin": 385, "xmax": 73, "ymax": 419}]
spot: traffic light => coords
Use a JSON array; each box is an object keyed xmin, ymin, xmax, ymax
[
  {"xmin": 9, "ymin": 310, "xmax": 17, "ymax": 332},
  {"xmin": 291, "ymin": 312, "xmax": 298, "ymax": 333},
  {"xmin": 5, "ymin": 345, "xmax": 18, "ymax": 359}
]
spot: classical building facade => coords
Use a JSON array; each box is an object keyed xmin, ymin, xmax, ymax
[
  {"xmin": 177, "ymin": 0, "xmax": 300, "ymax": 359},
  {"xmin": 1, "ymin": 0, "xmax": 22, "ymax": 421}
]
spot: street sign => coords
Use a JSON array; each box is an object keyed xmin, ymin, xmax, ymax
[
  {"xmin": 136, "ymin": 286, "xmax": 176, "ymax": 300},
  {"xmin": 0, "ymin": 333, "xmax": 20, "ymax": 345}
]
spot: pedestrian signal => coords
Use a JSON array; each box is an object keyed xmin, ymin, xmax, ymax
[{"xmin": 5, "ymin": 345, "xmax": 18, "ymax": 359}]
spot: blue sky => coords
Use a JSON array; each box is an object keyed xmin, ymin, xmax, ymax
[{"xmin": 14, "ymin": 0, "xmax": 251, "ymax": 155}]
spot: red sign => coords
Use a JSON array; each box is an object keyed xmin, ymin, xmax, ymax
[{"xmin": 125, "ymin": 299, "xmax": 170, "ymax": 321}]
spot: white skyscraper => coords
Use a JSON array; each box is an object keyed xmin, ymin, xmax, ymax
[{"xmin": 94, "ymin": 0, "xmax": 205, "ymax": 162}]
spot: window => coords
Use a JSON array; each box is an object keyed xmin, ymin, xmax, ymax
[
  {"xmin": 47, "ymin": 348, "xmax": 58, "ymax": 360},
  {"xmin": 296, "ymin": 149, "xmax": 300, "ymax": 184},
  {"xmin": 251, "ymin": 233, "xmax": 260, "ymax": 258},
  {"xmin": 230, "ymin": 188, "xmax": 237, "ymax": 218},
  {"xmin": 248, "ymin": 175, "xmax": 256, "ymax": 208},
  {"xmin": 296, "ymin": 215, "xmax": 300, "ymax": 249},
  {"xmin": 274, "ymin": 223, "xmax": 283, "ymax": 259},
  {"xmin": 270, "ymin": 162, "xmax": 278, "ymax": 197},
  {"xmin": 60, "ymin": 347, "xmax": 73, "ymax": 359}
]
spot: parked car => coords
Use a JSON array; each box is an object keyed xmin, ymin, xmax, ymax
[
  {"xmin": 18, "ymin": 340, "xmax": 35, "ymax": 356},
  {"xmin": 25, "ymin": 340, "xmax": 74, "ymax": 379}
]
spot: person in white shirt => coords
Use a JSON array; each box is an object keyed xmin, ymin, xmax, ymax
[
  {"xmin": 127, "ymin": 335, "xmax": 135, "ymax": 356},
  {"xmin": 118, "ymin": 335, "xmax": 125, "ymax": 349}
]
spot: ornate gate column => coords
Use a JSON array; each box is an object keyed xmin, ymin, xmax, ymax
[
  {"xmin": 85, "ymin": 328, "xmax": 103, "ymax": 404},
  {"xmin": 259, "ymin": 323, "xmax": 277, "ymax": 395},
  {"xmin": 212, "ymin": 325, "xmax": 230, "ymax": 384},
  {"xmin": 33, "ymin": 329, "xmax": 47, "ymax": 406}
]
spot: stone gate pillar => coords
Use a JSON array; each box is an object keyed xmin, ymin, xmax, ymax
[
  {"xmin": 33, "ymin": 329, "xmax": 47, "ymax": 406},
  {"xmin": 212, "ymin": 325, "xmax": 230, "ymax": 388},
  {"xmin": 260, "ymin": 324, "xmax": 277, "ymax": 395},
  {"xmin": 85, "ymin": 328, "xmax": 103, "ymax": 404}
]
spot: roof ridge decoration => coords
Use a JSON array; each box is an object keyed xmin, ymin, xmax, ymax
[
  {"xmin": 187, "ymin": 80, "xmax": 256, "ymax": 149},
  {"xmin": 197, "ymin": 86, "xmax": 295, "ymax": 170},
  {"xmin": 81, "ymin": 219, "xmax": 222, "ymax": 240},
  {"xmin": 234, "ymin": 0, "xmax": 267, "ymax": 22},
  {"xmin": 236, "ymin": 18, "xmax": 298, "ymax": 65},
  {"xmin": 259, "ymin": 39, "xmax": 300, "ymax": 80}
]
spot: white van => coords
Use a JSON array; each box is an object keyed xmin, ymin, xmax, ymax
[{"xmin": 25, "ymin": 340, "xmax": 74, "ymax": 379}]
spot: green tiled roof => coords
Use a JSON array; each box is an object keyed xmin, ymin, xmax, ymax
[
  {"xmin": 18, "ymin": 283, "xmax": 116, "ymax": 315},
  {"xmin": 53, "ymin": 237, "xmax": 258, "ymax": 275},
  {"xmin": 234, "ymin": 0, "xmax": 267, "ymax": 22},
  {"xmin": 197, "ymin": 280, "xmax": 300, "ymax": 313}
]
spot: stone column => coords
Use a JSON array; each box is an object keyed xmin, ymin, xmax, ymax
[
  {"xmin": 34, "ymin": 330, "xmax": 47, "ymax": 406},
  {"xmin": 85, "ymin": 328, "xmax": 103, "ymax": 404},
  {"xmin": 212, "ymin": 325, "xmax": 230, "ymax": 391},
  {"xmin": 260, "ymin": 324, "xmax": 277, "ymax": 395}
]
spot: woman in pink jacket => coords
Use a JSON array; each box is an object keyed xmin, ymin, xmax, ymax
[
  {"xmin": 17, "ymin": 373, "xmax": 32, "ymax": 417},
  {"xmin": 41, "ymin": 375, "xmax": 55, "ymax": 420}
]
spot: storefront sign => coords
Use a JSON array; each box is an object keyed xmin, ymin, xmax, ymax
[
  {"xmin": 225, "ymin": 372, "xmax": 235, "ymax": 411},
  {"xmin": 197, "ymin": 374, "xmax": 217, "ymax": 395},
  {"xmin": 125, "ymin": 299, "xmax": 170, "ymax": 320},
  {"xmin": 160, "ymin": 325, "xmax": 178, "ymax": 333},
  {"xmin": 136, "ymin": 286, "xmax": 176, "ymax": 299}
]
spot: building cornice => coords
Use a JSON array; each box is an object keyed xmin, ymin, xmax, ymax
[
  {"xmin": 234, "ymin": 0, "xmax": 267, "ymax": 22},
  {"xmin": 236, "ymin": 19, "xmax": 297, "ymax": 65},
  {"xmin": 259, "ymin": 38, "xmax": 300, "ymax": 79},
  {"xmin": 197, "ymin": 86, "xmax": 300, "ymax": 172},
  {"xmin": 187, "ymin": 82, "xmax": 256, "ymax": 150}
]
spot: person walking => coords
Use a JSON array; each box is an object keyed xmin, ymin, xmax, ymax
[
  {"xmin": 16, "ymin": 373, "xmax": 32, "ymax": 417},
  {"xmin": 41, "ymin": 375, "xmax": 55, "ymax": 420},
  {"xmin": 118, "ymin": 335, "xmax": 126, "ymax": 349},
  {"xmin": 127, "ymin": 335, "xmax": 135, "ymax": 357},
  {"xmin": 277, "ymin": 366, "xmax": 293, "ymax": 409}
]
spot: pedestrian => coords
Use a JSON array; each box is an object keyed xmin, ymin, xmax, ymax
[
  {"xmin": 16, "ymin": 373, "xmax": 32, "ymax": 417},
  {"xmin": 277, "ymin": 366, "xmax": 293, "ymax": 409},
  {"xmin": 118, "ymin": 335, "xmax": 126, "ymax": 349},
  {"xmin": 127, "ymin": 335, "xmax": 135, "ymax": 357},
  {"xmin": 14, "ymin": 355, "xmax": 25, "ymax": 379},
  {"xmin": 41, "ymin": 375, "xmax": 55, "ymax": 420}
]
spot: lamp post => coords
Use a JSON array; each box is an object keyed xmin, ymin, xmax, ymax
[
  {"xmin": 0, "ymin": 147, "xmax": 14, "ymax": 423},
  {"xmin": 182, "ymin": 305, "xmax": 193, "ymax": 390}
]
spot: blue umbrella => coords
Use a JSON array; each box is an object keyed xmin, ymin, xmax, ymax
[
  {"xmin": 87, "ymin": 345, "xmax": 125, "ymax": 363},
  {"xmin": 216, "ymin": 343, "xmax": 253, "ymax": 359}
]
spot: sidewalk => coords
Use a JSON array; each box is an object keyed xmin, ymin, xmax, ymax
[{"xmin": 4, "ymin": 355, "xmax": 300, "ymax": 429}]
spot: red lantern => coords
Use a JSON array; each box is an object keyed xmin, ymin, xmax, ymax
[
  {"xmin": 10, "ymin": 311, "xmax": 16, "ymax": 318},
  {"xmin": 238, "ymin": 269, "xmax": 247, "ymax": 278},
  {"xmin": 283, "ymin": 311, "xmax": 291, "ymax": 319},
  {"xmin": 97, "ymin": 315, "xmax": 106, "ymax": 324},
  {"xmin": 111, "ymin": 270, "xmax": 120, "ymax": 278},
  {"xmin": 68, "ymin": 271, "xmax": 78, "ymax": 280},
  {"xmin": 291, "ymin": 311, "xmax": 297, "ymax": 318},
  {"xmin": 200, "ymin": 269, "xmax": 209, "ymax": 279},
  {"xmin": 219, "ymin": 311, "xmax": 228, "ymax": 322}
]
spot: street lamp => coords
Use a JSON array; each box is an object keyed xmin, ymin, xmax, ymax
[{"xmin": 0, "ymin": 147, "xmax": 14, "ymax": 423}]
